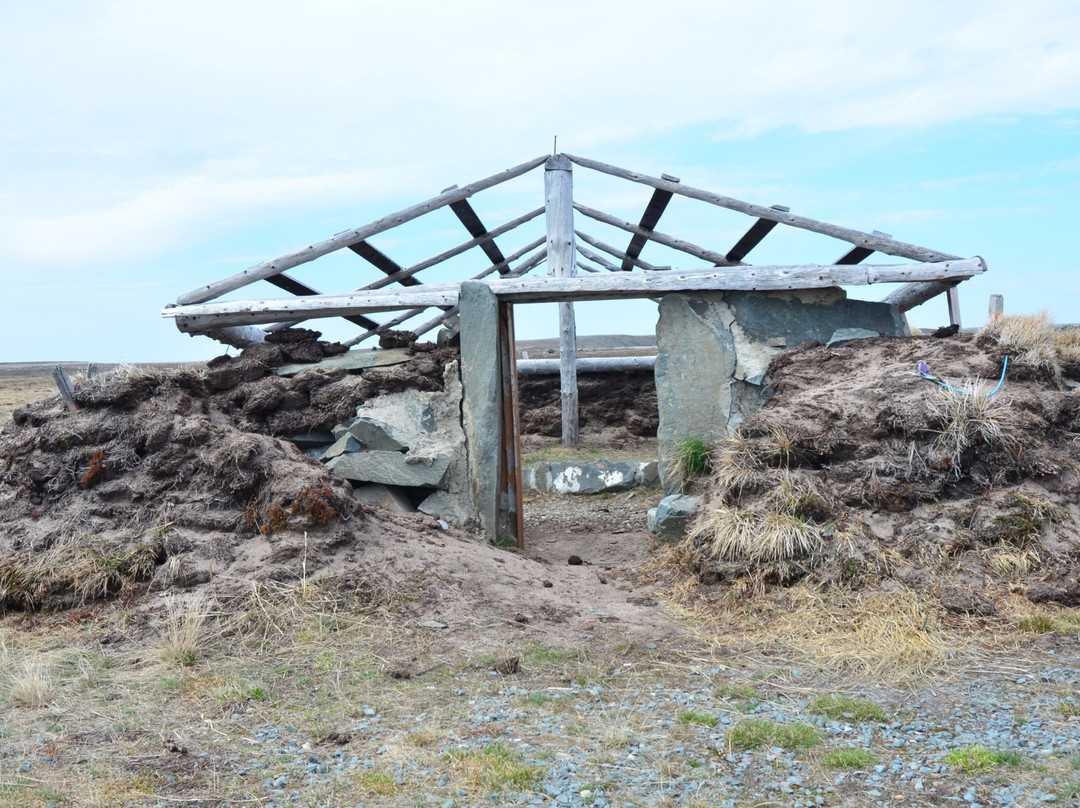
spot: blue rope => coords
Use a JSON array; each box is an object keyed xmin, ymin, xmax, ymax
[{"xmin": 919, "ymin": 355, "xmax": 1009, "ymax": 397}]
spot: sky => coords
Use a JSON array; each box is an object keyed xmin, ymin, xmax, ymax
[{"xmin": 1, "ymin": 0, "xmax": 1079, "ymax": 362}]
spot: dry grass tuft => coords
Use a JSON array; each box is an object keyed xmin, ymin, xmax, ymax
[
  {"xmin": 688, "ymin": 474, "xmax": 825, "ymax": 564},
  {"xmin": 924, "ymin": 381, "xmax": 1018, "ymax": 469},
  {"xmin": 709, "ymin": 432, "xmax": 768, "ymax": 499},
  {"xmin": 158, "ymin": 594, "xmax": 212, "ymax": 667},
  {"xmin": 768, "ymin": 588, "xmax": 955, "ymax": 682},
  {"xmin": 978, "ymin": 311, "xmax": 1080, "ymax": 379}
]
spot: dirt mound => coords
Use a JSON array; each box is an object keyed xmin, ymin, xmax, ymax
[
  {"xmin": 682, "ymin": 331, "xmax": 1080, "ymax": 613},
  {"xmin": 518, "ymin": 369, "xmax": 658, "ymax": 441},
  {"xmin": 0, "ymin": 343, "xmax": 453, "ymax": 609}
]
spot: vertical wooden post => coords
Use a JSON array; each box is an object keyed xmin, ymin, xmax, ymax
[
  {"xmin": 51, "ymin": 366, "xmax": 77, "ymax": 412},
  {"xmin": 545, "ymin": 154, "xmax": 579, "ymax": 447},
  {"xmin": 989, "ymin": 294, "xmax": 1004, "ymax": 321},
  {"xmin": 946, "ymin": 286, "xmax": 961, "ymax": 328},
  {"xmin": 498, "ymin": 302, "xmax": 525, "ymax": 549}
]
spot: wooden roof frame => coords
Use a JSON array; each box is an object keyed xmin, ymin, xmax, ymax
[{"xmin": 166, "ymin": 152, "xmax": 973, "ymax": 351}]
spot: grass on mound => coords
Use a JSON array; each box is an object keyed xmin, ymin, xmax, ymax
[{"xmin": 977, "ymin": 311, "xmax": 1080, "ymax": 379}]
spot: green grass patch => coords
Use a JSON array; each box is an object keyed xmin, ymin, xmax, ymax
[
  {"xmin": 444, "ymin": 742, "xmax": 542, "ymax": 792},
  {"xmin": 727, "ymin": 719, "xmax": 821, "ymax": 751},
  {"xmin": 944, "ymin": 745, "xmax": 1024, "ymax": 773},
  {"xmin": 716, "ymin": 683, "xmax": 758, "ymax": 700},
  {"xmin": 524, "ymin": 693, "xmax": 552, "ymax": 706},
  {"xmin": 678, "ymin": 709, "xmax": 719, "ymax": 727},
  {"xmin": 820, "ymin": 748, "xmax": 879, "ymax": 769},
  {"xmin": 355, "ymin": 770, "xmax": 403, "ymax": 796},
  {"xmin": 810, "ymin": 695, "xmax": 888, "ymax": 723},
  {"xmin": 1018, "ymin": 615, "xmax": 1055, "ymax": 634}
]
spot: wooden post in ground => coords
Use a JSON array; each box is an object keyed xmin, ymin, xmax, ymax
[
  {"xmin": 989, "ymin": 294, "xmax": 1004, "ymax": 321},
  {"xmin": 545, "ymin": 155, "xmax": 579, "ymax": 447},
  {"xmin": 946, "ymin": 286, "xmax": 962, "ymax": 328},
  {"xmin": 51, "ymin": 366, "xmax": 77, "ymax": 412}
]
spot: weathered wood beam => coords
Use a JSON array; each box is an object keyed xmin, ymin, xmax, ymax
[
  {"xmin": 518, "ymin": 356, "xmax": 656, "ymax": 375},
  {"xmin": 575, "ymin": 260, "xmax": 602, "ymax": 273},
  {"xmin": 725, "ymin": 205, "xmax": 788, "ymax": 263},
  {"xmin": 545, "ymin": 154, "xmax": 579, "ymax": 447},
  {"xmin": 575, "ymin": 230, "xmax": 660, "ymax": 271},
  {"xmin": 348, "ymin": 241, "xmax": 420, "ymax": 287},
  {"xmin": 266, "ymin": 272, "xmax": 381, "ymax": 330},
  {"xmin": 176, "ymin": 154, "xmax": 549, "ymax": 305},
  {"xmin": 362, "ymin": 207, "xmax": 544, "ymax": 291},
  {"xmin": 621, "ymin": 174, "xmax": 679, "ymax": 270},
  {"xmin": 575, "ymin": 203, "xmax": 738, "ymax": 268},
  {"xmin": 340, "ymin": 244, "xmax": 548, "ymax": 346},
  {"xmin": 565, "ymin": 154, "xmax": 960, "ymax": 263},
  {"xmin": 834, "ymin": 230, "xmax": 891, "ymax": 265},
  {"xmin": 166, "ymin": 258, "xmax": 985, "ymax": 331},
  {"xmin": 444, "ymin": 193, "xmax": 508, "ymax": 271},
  {"xmin": 882, "ymin": 279, "xmax": 961, "ymax": 313},
  {"xmin": 576, "ymin": 243, "xmax": 618, "ymax": 271}
]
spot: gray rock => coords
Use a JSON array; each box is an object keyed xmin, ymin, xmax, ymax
[
  {"xmin": 656, "ymin": 289, "xmax": 905, "ymax": 492},
  {"xmin": 328, "ymin": 451, "xmax": 452, "ymax": 489},
  {"xmin": 827, "ymin": 327, "xmax": 880, "ymax": 346},
  {"xmin": 418, "ymin": 491, "xmax": 470, "ymax": 526},
  {"xmin": 351, "ymin": 484, "xmax": 415, "ymax": 513},
  {"xmin": 651, "ymin": 494, "xmax": 701, "ymax": 542},
  {"xmin": 321, "ymin": 433, "xmax": 365, "ymax": 461},
  {"xmin": 524, "ymin": 462, "xmax": 553, "ymax": 493},
  {"xmin": 341, "ymin": 417, "xmax": 408, "ymax": 451},
  {"xmin": 636, "ymin": 460, "xmax": 661, "ymax": 488},
  {"xmin": 550, "ymin": 460, "xmax": 640, "ymax": 494}
]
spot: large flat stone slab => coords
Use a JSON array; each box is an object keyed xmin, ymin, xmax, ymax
[
  {"xmin": 274, "ymin": 347, "xmax": 412, "ymax": 377},
  {"xmin": 327, "ymin": 451, "xmax": 452, "ymax": 489}
]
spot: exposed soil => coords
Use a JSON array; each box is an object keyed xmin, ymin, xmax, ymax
[
  {"xmin": 684, "ymin": 331, "xmax": 1080, "ymax": 613},
  {"xmin": 0, "ymin": 340, "xmax": 671, "ymax": 651}
]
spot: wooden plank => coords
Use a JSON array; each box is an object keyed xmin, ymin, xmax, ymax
[
  {"xmin": 835, "ymin": 245, "xmax": 875, "ymax": 265},
  {"xmin": 575, "ymin": 230, "xmax": 660, "ymax": 271},
  {"xmin": 834, "ymin": 231, "xmax": 890, "ymax": 265},
  {"xmin": 575, "ymin": 260, "xmax": 602, "ymax": 274},
  {"xmin": 266, "ymin": 272, "xmax": 381, "ymax": 330},
  {"xmin": 176, "ymin": 154, "xmax": 549, "ymax": 305},
  {"xmin": 575, "ymin": 203, "xmax": 738, "ymax": 268},
  {"xmin": 565, "ymin": 154, "xmax": 960, "ymax": 263},
  {"xmin": 51, "ymin": 366, "xmax": 77, "ymax": 412},
  {"xmin": 882, "ymin": 280, "xmax": 960, "ymax": 313},
  {"xmin": 989, "ymin": 294, "xmax": 1004, "ymax": 321},
  {"xmin": 946, "ymin": 286, "xmax": 962, "ymax": 328},
  {"xmin": 545, "ymin": 155, "xmax": 579, "ymax": 447},
  {"xmin": 447, "ymin": 197, "xmax": 509, "ymax": 270},
  {"xmin": 348, "ymin": 241, "xmax": 421, "ymax": 286},
  {"xmin": 341, "ymin": 244, "xmax": 547, "ymax": 346},
  {"xmin": 621, "ymin": 182, "xmax": 677, "ymax": 270},
  {"xmin": 165, "ymin": 258, "xmax": 986, "ymax": 330},
  {"xmin": 725, "ymin": 206, "xmax": 788, "ymax": 263}
]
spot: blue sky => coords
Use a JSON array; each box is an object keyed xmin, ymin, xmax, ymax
[{"xmin": 2, "ymin": 0, "xmax": 1078, "ymax": 362}]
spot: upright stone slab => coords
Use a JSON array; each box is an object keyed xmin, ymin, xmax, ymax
[
  {"xmin": 459, "ymin": 282, "xmax": 502, "ymax": 541},
  {"xmin": 655, "ymin": 289, "xmax": 905, "ymax": 492}
]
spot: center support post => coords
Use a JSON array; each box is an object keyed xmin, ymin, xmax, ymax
[{"xmin": 545, "ymin": 155, "xmax": 579, "ymax": 447}]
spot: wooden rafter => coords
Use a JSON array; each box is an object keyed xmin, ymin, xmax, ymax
[
  {"xmin": 620, "ymin": 174, "xmax": 680, "ymax": 270},
  {"xmin": 725, "ymin": 205, "xmax": 788, "ymax": 263},
  {"xmin": 166, "ymin": 258, "xmax": 986, "ymax": 332},
  {"xmin": 575, "ymin": 203, "xmax": 737, "ymax": 268},
  {"xmin": 176, "ymin": 154, "xmax": 548, "ymax": 306},
  {"xmin": 565, "ymin": 154, "xmax": 959, "ymax": 263},
  {"xmin": 575, "ymin": 231, "xmax": 660, "ymax": 271},
  {"xmin": 442, "ymin": 190, "xmax": 509, "ymax": 271},
  {"xmin": 348, "ymin": 241, "xmax": 420, "ymax": 286},
  {"xmin": 264, "ymin": 272, "xmax": 381, "ymax": 331},
  {"xmin": 834, "ymin": 232, "xmax": 889, "ymax": 265}
]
